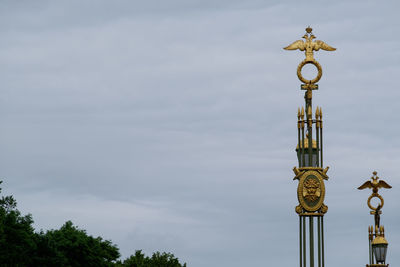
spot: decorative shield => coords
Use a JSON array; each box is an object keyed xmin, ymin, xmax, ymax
[{"xmin": 297, "ymin": 170, "xmax": 325, "ymax": 212}]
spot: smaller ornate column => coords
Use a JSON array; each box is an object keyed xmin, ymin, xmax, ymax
[{"xmin": 358, "ymin": 171, "xmax": 391, "ymax": 267}]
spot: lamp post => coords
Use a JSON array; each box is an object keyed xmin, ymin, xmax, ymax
[
  {"xmin": 284, "ymin": 27, "xmax": 335, "ymax": 267},
  {"xmin": 358, "ymin": 171, "xmax": 392, "ymax": 267},
  {"xmin": 372, "ymin": 231, "xmax": 388, "ymax": 265}
]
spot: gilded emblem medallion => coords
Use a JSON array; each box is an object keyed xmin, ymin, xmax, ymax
[{"xmin": 296, "ymin": 170, "xmax": 326, "ymax": 212}]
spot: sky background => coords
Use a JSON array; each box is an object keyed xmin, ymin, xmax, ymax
[{"xmin": 0, "ymin": 0, "xmax": 400, "ymax": 266}]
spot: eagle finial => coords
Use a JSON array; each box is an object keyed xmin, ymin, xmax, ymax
[
  {"xmin": 284, "ymin": 27, "xmax": 336, "ymax": 62},
  {"xmin": 358, "ymin": 171, "xmax": 392, "ymax": 213},
  {"xmin": 358, "ymin": 171, "xmax": 392, "ymax": 194}
]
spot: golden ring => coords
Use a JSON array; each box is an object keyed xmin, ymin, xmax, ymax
[
  {"xmin": 367, "ymin": 194, "xmax": 384, "ymax": 211},
  {"xmin": 297, "ymin": 60, "xmax": 323, "ymax": 84}
]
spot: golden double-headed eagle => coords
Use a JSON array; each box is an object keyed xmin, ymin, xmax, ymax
[
  {"xmin": 284, "ymin": 27, "xmax": 336, "ymax": 62},
  {"xmin": 358, "ymin": 171, "xmax": 392, "ymax": 194}
]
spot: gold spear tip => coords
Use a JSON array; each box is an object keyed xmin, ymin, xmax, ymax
[{"xmin": 306, "ymin": 26, "xmax": 313, "ymax": 33}]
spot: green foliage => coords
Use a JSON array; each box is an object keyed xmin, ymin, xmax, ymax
[
  {"xmin": 0, "ymin": 181, "xmax": 187, "ymax": 266},
  {"xmin": 34, "ymin": 221, "xmax": 120, "ymax": 266},
  {"xmin": 0, "ymin": 181, "xmax": 37, "ymax": 266},
  {"xmin": 120, "ymin": 250, "xmax": 187, "ymax": 267}
]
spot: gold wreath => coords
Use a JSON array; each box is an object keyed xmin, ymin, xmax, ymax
[
  {"xmin": 297, "ymin": 60, "xmax": 322, "ymax": 84},
  {"xmin": 367, "ymin": 193, "xmax": 384, "ymax": 211}
]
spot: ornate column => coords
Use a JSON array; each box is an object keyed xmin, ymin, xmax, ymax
[
  {"xmin": 358, "ymin": 171, "xmax": 391, "ymax": 267},
  {"xmin": 284, "ymin": 27, "xmax": 336, "ymax": 267}
]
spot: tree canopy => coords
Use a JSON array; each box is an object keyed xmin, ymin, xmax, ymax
[
  {"xmin": 119, "ymin": 250, "xmax": 187, "ymax": 267},
  {"xmin": 0, "ymin": 181, "xmax": 187, "ymax": 266}
]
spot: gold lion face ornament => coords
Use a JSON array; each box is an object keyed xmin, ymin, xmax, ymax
[{"xmin": 303, "ymin": 177, "xmax": 321, "ymax": 202}]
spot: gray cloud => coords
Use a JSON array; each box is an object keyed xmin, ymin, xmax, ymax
[{"xmin": 0, "ymin": 0, "xmax": 399, "ymax": 266}]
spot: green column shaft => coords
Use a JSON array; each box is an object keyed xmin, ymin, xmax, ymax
[
  {"xmin": 318, "ymin": 217, "xmax": 321, "ymax": 267},
  {"xmin": 321, "ymin": 217, "xmax": 324, "ymax": 267},
  {"xmin": 320, "ymin": 125, "xmax": 323, "ymax": 168},
  {"xmin": 301, "ymin": 127, "xmax": 305, "ymax": 167},
  {"xmin": 298, "ymin": 125, "xmax": 301, "ymax": 167},
  {"xmin": 316, "ymin": 123, "xmax": 320, "ymax": 167},
  {"xmin": 308, "ymin": 126, "xmax": 312, "ymax": 166},
  {"xmin": 300, "ymin": 216, "xmax": 302, "ymax": 267},
  {"xmin": 303, "ymin": 216, "xmax": 306, "ymax": 267},
  {"xmin": 310, "ymin": 216, "xmax": 314, "ymax": 267},
  {"xmin": 306, "ymin": 93, "xmax": 312, "ymax": 167}
]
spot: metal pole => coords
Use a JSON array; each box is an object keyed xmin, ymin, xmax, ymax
[
  {"xmin": 303, "ymin": 216, "xmax": 306, "ymax": 267},
  {"xmin": 320, "ymin": 110, "xmax": 323, "ymax": 168},
  {"xmin": 316, "ymin": 109, "xmax": 320, "ymax": 167},
  {"xmin": 307, "ymin": 109, "xmax": 312, "ymax": 167},
  {"xmin": 300, "ymin": 216, "xmax": 303, "ymax": 267},
  {"xmin": 318, "ymin": 216, "xmax": 321, "ymax": 267},
  {"xmin": 308, "ymin": 126, "xmax": 312, "ymax": 167},
  {"xmin": 301, "ymin": 125, "xmax": 305, "ymax": 167},
  {"xmin": 369, "ymin": 238, "xmax": 372, "ymax": 265},
  {"xmin": 306, "ymin": 91, "xmax": 313, "ymax": 167},
  {"xmin": 321, "ymin": 216, "xmax": 325, "ymax": 267},
  {"xmin": 298, "ymin": 116, "xmax": 302, "ymax": 167},
  {"xmin": 310, "ymin": 216, "xmax": 314, "ymax": 267}
]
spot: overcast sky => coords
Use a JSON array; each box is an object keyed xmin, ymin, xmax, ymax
[{"xmin": 0, "ymin": 0, "xmax": 399, "ymax": 266}]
